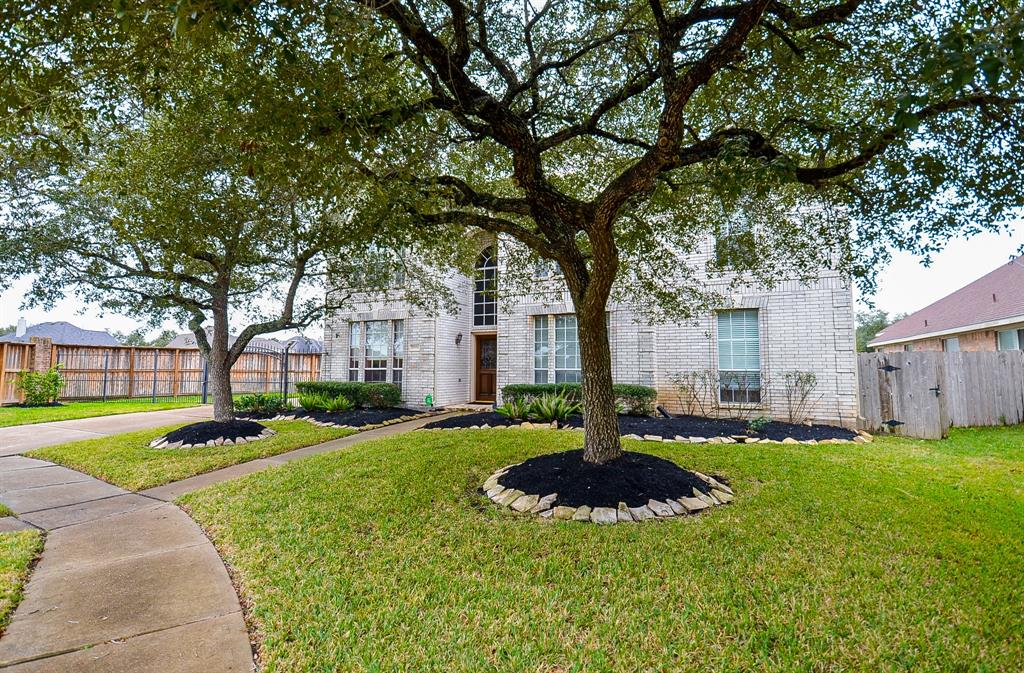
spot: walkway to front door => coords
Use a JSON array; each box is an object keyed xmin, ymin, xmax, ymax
[{"xmin": 475, "ymin": 335, "xmax": 497, "ymax": 403}]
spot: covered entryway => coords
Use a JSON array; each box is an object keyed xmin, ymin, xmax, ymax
[{"xmin": 474, "ymin": 334, "xmax": 497, "ymax": 403}]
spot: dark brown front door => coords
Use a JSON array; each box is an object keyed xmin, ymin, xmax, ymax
[{"xmin": 475, "ymin": 335, "xmax": 497, "ymax": 402}]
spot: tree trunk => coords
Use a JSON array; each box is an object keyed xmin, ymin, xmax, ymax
[
  {"xmin": 576, "ymin": 300, "xmax": 622, "ymax": 463},
  {"xmin": 207, "ymin": 295, "xmax": 236, "ymax": 423}
]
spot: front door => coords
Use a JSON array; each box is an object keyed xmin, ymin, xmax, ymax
[{"xmin": 475, "ymin": 335, "xmax": 497, "ymax": 403}]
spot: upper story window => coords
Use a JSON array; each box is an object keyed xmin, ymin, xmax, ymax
[
  {"xmin": 474, "ymin": 246, "xmax": 497, "ymax": 327},
  {"xmin": 714, "ymin": 214, "xmax": 755, "ymax": 268},
  {"xmin": 364, "ymin": 321, "xmax": 389, "ymax": 382},
  {"xmin": 717, "ymin": 309, "xmax": 761, "ymax": 404}
]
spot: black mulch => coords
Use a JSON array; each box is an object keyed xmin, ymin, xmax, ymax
[
  {"xmin": 162, "ymin": 420, "xmax": 266, "ymax": 445},
  {"xmin": 239, "ymin": 407, "xmax": 422, "ymax": 428},
  {"xmin": 495, "ymin": 449, "xmax": 713, "ymax": 508},
  {"xmin": 423, "ymin": 411, "xmax": 855, "ymax": 441},
  {"xmin": 12, "ymin": 402, "xmax": 65, "ymax": 408}
]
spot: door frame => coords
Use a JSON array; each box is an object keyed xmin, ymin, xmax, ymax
[{"xmin": 472, "ymin": 332, "xmax": 498, "ymax": 403}]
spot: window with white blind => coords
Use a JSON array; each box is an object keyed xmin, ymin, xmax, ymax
[
  {"xmin": 348, "ymin": 323, "xmax": 361, "ymax": 382},
  {"xmin": 364, "ymin": 321, "xmax": 389, "ymax": 382},
  {"xmin": 717, "ymin": 309, "xmax": 761, "ymax": 404},
  {"xmin": 533, "ymin": 316, "xmax": 549, "ymax": 384},
  {"xmin": 392, "ymin": 320, "xmax": 404, "ymax": 389},
  {"xmin": 554, "ymin": 315, "xmax": 581, "ymax": 383},
  {"xmin": 943, "ymin": 337, "xmax": 960, "ymax": 352}
]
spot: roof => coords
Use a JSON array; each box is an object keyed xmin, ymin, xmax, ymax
[
  {"xmin": 0, "ymin": 321, "xmax": 121, "ymax": 347},
  {"xmin": 165, "ymin": 330, "xmax": 321, "ymax": 353},
  {"xmin": 869, "ymin": 258, "xmax": 1024, "ymax": 346}
]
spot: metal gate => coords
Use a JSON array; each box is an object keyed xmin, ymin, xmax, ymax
[{"xmin": 858, "ymin": 352, "xmax": 950, "ymax": 439}]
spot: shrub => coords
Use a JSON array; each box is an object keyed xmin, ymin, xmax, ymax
[
  {"xmin": 362, "ymin": 383, "xmax": 402, "ymax": 408},
  {"xmin": 502, "ymin": 382, "xmax": 656, "ymax": 415},
  {"xmin": 747, "ymin": 415, "xmax": 772, "ymax": 434},
  {"xmin": 324, "ymin": 395, "xmax": 354, "ymax": 413},
  {"xmin": 234, "ymin": 393, "xmax": 289, "ymax": 414},
  {"xmin": 299, "ymin": 392, "xmax": 331, "ymax": 412},
  {"xmin": 495, "ymin": 398, "xmax": 531, "ymax": 420},
  {"xmin": 529, "ymin": 393, "xmax": 582, "ymax": 424},
  {"xmin": 781, "ymin": 370, "xmax": 821, "ymax": 424},
  {"xmin": 295, "ymin": 381, "xmax": 402, "ymax": 408},
  {"xmin": 15, "ymin": 366, "xmax": 63, "ymax": 406},
  {"xmin": 614, "ymin": 383, "xmax": 657, "ymax": 416}
]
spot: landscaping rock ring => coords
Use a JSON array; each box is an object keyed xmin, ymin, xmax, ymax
[
  {"xmin": 148, "ymin": 419, "xmax": 276, "ymax": 450},
  {"xmin": 480, "ymin": 449, "xmax": 734, "ymax": 524}
]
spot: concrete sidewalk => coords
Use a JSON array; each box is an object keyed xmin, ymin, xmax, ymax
[
  {"xmin": 0, "ymin": 407, "xmax": 213, "ymax": 456},
  {"xmin": 0, "ymin": 455, "xmax": 253, "ymax": 672}
]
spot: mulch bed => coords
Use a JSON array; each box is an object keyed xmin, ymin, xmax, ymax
[
  {"xmin": 162, "ymin": 420, "xmax": 267, "ymax": 445},
  {"xmin": 423, "ymin": 411, "xmax": 856, "ymax": 441},
  {"xmin": 239, "ymin": 407, "xmax": 422, "ymax": 429},
  {"xmin": 495, "ymin": 449, "xmax": 713, "ymax": 508}
]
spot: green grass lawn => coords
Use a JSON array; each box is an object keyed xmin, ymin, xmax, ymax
[
  {"xmin": 181, "ymin": 426, "xmax": 1024, "ymax": 673},
  {"xmin": 28, "ymin": 420, "xmax": 354, "ymax": 491},
  {"xmin": 0, "ymin": 399, "xmax": 206, "ymax": 428},
  {"xmin": 0, "ymin": 530, "xmax": 43, "ymax": 633}
]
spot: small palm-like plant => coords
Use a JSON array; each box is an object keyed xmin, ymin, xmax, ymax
[
  {"xmin": 324, "ymin": 395, "xmax": 354, "ymax": 413},
  {"xmin": 299, "ymin": 393, "xmax": 330, "ymax": 412},
  {"xmin": 496, "ymin": 398, "xmax": 531, "ymax": 420},
  {"xmin": 529, "ymin": 393, "xmax": 582, "ymax": 424}
]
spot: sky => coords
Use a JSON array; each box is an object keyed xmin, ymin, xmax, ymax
[{"xmin": 1, "ymin": 225, "xmax": 1021, "ymax": 337}]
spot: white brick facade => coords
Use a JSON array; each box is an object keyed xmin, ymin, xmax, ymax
[{"xmin": 323, "ymin": 237, "xmax": 858, "ymax": 426}]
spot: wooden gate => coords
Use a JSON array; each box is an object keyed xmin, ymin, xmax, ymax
[{"xmin": 858, "ymin": 352, "xmax": 950, "ymax": 439}]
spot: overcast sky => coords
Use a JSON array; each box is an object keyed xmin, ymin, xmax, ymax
[{"xmin": 1, "ymin": 224, "xmax": 1021, "ymax": 337}]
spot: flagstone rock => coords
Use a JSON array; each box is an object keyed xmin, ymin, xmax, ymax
[
  {"xmin": 689, "ymin": 436, "xmax": 707, "ymax": 443},
  {"xmin": 590, "ymin": 507, "xmax": 617, "ymax": 524},
  {"xmin": 552, "ymin": 506, "xmax": 576, "ymax": 520},
  {"xmin": 617, "ymin": 502, "xmax": 634, "ymax": 522},
  {"xmin": 571, "ymin": 505, "xmax": 592, "ymax": 521},
  {"xmin": 530, "ymin": 494, "xmax": 558, "ymax": 513},
  {"xmin": 647, "ymin": 500, "xmax": 675, "ymax": 517},
  {"xmin": 712, "ymin": 489, "xmax": 734, "ymax": 503},
  {"xmin": 678, "ymin": 497, "xmax": 710, "ymax": 513},
  {"xmin": 643, "ymin": 434, "xmax": 663, "ymax": 442},
  {"xmin": 497, "ymin": 489, "xmax": 525, "ymax": 506},
  {"xmin": 628, "ymin": 505, "xmax": 656, "ymax": 521},
  {"xmin": 511, "ymin": 494, "xmax": 540, "ymax": 512},
  {"xmin": 668, "ymin": 499, "xmax": 687, "ymax": 515}
]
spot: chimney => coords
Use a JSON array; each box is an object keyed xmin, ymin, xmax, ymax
[{"xmin": 15, "ymin": 318, "xmax": 27, "ymax": 337}]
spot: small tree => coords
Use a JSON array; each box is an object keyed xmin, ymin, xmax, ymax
[{"xmin": 0, "ymin": 53, "xmax": 428, "ymax": 422}]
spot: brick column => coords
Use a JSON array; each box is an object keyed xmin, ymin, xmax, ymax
[{"xmin": 29, "ymin": 336, "xmax": 53, "ymax": 372}]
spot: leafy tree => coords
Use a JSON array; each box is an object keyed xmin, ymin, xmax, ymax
[
  {"xmin": 265, "ymin": 1, "xmax": 1023, "ymax": 463},
  {"xmin": 5, "ymin": 2, "xmax": 1023, "ymax": 462},
  {"xmin": 1, "ymin": 40, "xmax": 445, "ymax": 423},
  {"xmin": 113, "ymin": 328, "xmax": 179, "ymax": 348},
  {"xmin": 856, "ymin": 309, "xmax": 905, "ymax": 352}
]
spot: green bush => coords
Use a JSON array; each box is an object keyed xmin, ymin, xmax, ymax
[
  {"xmin": 502, "ymin": 382, "xmax": 656, "ymax": 416},
  {"xmin": 234, "ymin": 393, "xmax": 290, "ymax": 414},
  {"xmin": 528, "ymin": 393, "xmax": 582, "ymax": 424},
  {"xmin": 362, "ymin": 383, "xmax": 402, "ymax": 408},
  {"xmin": 299, "ymin": 392, "xmax": 331, "ymax": 412},
  {"xmin": 747, "ymin": 415, "xmax": 772, "ymax": 434},
  {"xmin": 295, "ymin": 381, "xmax": 402, "ymax": 408},
  {"xmin": 324, "ymin": 395, "xmax": 354, "ymax": 413},
  {"xmin": 15, "ymin": 366, "xmax": 63, "ymax": 406},
  {"xmin": 495, "ymin": 398, "xmax": 531, "ymax": 420}
]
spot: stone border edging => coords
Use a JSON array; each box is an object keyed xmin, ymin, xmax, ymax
[
  {"xmin": 261, "ymin": 410, "xmax": 439, "ymax": 432},
  {"xmin": 481, "ymin": 464, "xmax": 735, "ymax": 524},
  {"xmin": 433, "ymin": 421, "xmax": 874, "ymax": 445},
  {"xmin": 149, "ymin": 426, "xmax": 277, "ymax": 450}
]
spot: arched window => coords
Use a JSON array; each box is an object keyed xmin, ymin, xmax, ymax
[{"xmin": 474, "ymin": 246, "xmax": 497, "ymax": 327}]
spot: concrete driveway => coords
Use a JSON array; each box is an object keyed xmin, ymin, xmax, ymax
[{"xmin": 0, "ymin": 406, "xmax": 214, "ymax": 456}]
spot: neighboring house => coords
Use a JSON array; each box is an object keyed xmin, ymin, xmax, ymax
[
  {"xmin": 0, "ymin": 319, "xmax": 120, "ymax": 347},
  {"xmin": 868, "ymin": 257, "xmax": 1024, "ymax": 353},
  {"xmin": 165, "ymin": 329, "xmax": 323, "ymax": 353},
  {"xmin": 322, "ymin": 235, "xmax": 858, "ymax": 426}
]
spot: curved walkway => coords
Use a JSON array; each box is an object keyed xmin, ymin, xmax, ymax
[{"xmin": 0, "ymin": 412, "xmax": 452, "ymax": 672}]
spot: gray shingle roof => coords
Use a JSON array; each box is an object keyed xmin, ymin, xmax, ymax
[
  {"xmin": 869, "ymin": 257, "xmax": 1024, "ymax": 346},
  {"xmin": 0, "ymin": 321, "xmax": 121, "ymax": 346}
]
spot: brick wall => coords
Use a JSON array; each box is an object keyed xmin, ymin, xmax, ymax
[
  {"xmin": 323, "ymin": 236, "xmax": 859, "ymax": 425},
  {"xmin": 876, "ymin": 327, "xmax": 1003, "ymax": 353}
]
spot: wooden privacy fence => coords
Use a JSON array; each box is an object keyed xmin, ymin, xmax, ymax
[
  {"xmin": 1, "ymin": 340, "xmax": 321, "ymax": 405},
  {"xmin": 858, "ymin": 351, "xmax": 1024, "ymax": 439}
]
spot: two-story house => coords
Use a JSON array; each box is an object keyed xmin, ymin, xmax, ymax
[{"xmin": 322, "ymin": 236, "xmax": 858, "ymax": 426}]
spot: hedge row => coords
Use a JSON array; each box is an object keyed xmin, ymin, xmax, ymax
[
  {"xmin": 502, "ymin": 383, "xmax": 657, "ymax": 416},
  {"xmin": 295, "ymin": 381, "xmax": 402, "ymax": 408}
]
